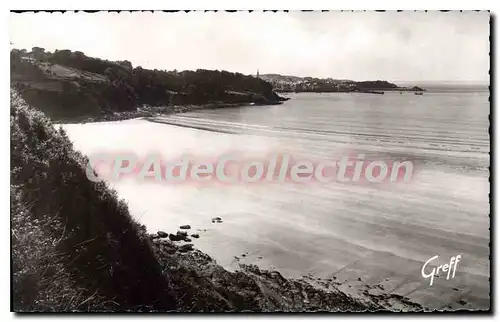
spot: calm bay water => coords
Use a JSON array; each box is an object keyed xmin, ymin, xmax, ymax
[{"xmin": 61, "ymin": 89, "xmax": 490, "ymax": 309}]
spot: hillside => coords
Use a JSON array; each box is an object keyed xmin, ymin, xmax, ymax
[
  {"xmin": 10, "ymin": 90, "xmax": 422, "ymax": 312},
  {"xmin": 10, "ymin": 47, "xmax": 287, "ymax": 121},
  {"xmin": 11, "ymin": 89, "xmax": 178, "ymax": 311},
  {"xmin": 259, "ymin": 74, "xmax": 425, "ymax": 93}
]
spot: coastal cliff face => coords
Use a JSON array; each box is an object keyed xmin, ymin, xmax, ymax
[
  {"xmin": 11, "ymin": 48, "xmax": 286, "ymax": 121},
  {"xmin": 10, "ymin": 91, "xmax": 422, "ymax": 312}
]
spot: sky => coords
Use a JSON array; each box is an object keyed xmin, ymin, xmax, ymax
[{"xmin": 10, "ymin": 11, "xmax": 490, "ymax": 82}]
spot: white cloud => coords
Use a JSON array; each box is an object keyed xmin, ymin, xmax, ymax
[{"xmin": 10, "ymin": 11, "xmax": 490, "ymax": 82}]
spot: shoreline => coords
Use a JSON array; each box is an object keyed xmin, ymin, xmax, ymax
[
  {"xmin": 55, "ymin": 90, "xmax": 488, "ymax": 312},
  {"xmin": 275, "ymin": 88, "xmax": 426, "ymax": 94},
  {"xmin": 53, "ymin": 101, "xmax": 283, "ymax": 125},
  {"xmin": 148, "ymin": 232, "xmax": 424, "ymax": 312},
  {"xmin": 54, "ymin": 91, "xmax": 488, "ymax": 312}
]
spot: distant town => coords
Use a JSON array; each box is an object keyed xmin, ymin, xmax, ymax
[{"xmin": 256, "ymin": 72, "xmax": 425, "ymax": 93}]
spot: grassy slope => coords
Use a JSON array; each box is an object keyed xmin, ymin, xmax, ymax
[
  {"xmin": 11, "ymin": 90, "xmax": 176, "ymax": 311},
  {"xmin": 11, "ymin": 90, "xmax": 422, "ymax": 312}
]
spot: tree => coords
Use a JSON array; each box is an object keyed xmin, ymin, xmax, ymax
[
  {"xmin": 116, "ymin": 60, "xmax": 133, "ymax": 70},
  {"xmin": 31, "ymin": 47, "xmax": 46, "ymax": 60},
  {"xmin": 32, "ymin": 46, "xmax": 45, "ymax": 53}
]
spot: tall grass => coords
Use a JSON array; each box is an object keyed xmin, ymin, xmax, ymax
[{"xmin": 11, "ymin": 90, "xmax": 176, "ymax": 312}]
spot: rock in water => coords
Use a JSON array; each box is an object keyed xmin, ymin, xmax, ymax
[
  {"xmin": 169, "ymin": 231, "xmax": 192, "ymax": 242},
  {"xmin": 180, "ymin": 225, "xmax": 191, "ymax": 229},
  {"xmin": 191, "ymin": 234, "xmax": 200, "ymax": 238},
  {"xmin": 169, "ymin": 233, "xmax": 184, "ymax": 241},
  {"xmin": 157, "ymin": 231, "xmax": 168, "ymax": 238},
  {"xmin": 178, "ymin": 244, "xmax": 194, "ymax": 253}
]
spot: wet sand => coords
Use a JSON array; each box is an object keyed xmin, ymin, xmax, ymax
[{"xmin": 61, "ymin": 91, "xmax": 490, "ymax": 310}]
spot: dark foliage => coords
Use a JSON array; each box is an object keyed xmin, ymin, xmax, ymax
[
  {"xmin": 11, "ymin": 91, "xmax": 176, "ymax": 311},
  {"xmin": 11, "ymin": 48, "xmax": 283, "ymax": 120},
  {"xmin": 355, "ymin": 80, "xmax": 399, "ymax": 90}
]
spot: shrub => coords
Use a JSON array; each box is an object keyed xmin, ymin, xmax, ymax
[{"xmin": 11, "ymin": 90, "xmax": 176, "ymax": 312}]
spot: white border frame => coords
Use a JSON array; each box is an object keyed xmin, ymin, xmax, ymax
[{"xmin": 3, "ymin": 1, "xmax": 496, "ymax": 321}]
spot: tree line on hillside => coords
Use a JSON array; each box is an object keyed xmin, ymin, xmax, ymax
[{"xmin": 10, "ymin": 47, "xmax": 282, "ymax": 119}]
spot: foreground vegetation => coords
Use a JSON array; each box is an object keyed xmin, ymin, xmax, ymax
[{"xmin": 11, "ymin": 90, "xmax": 176, "ymax": 311}]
